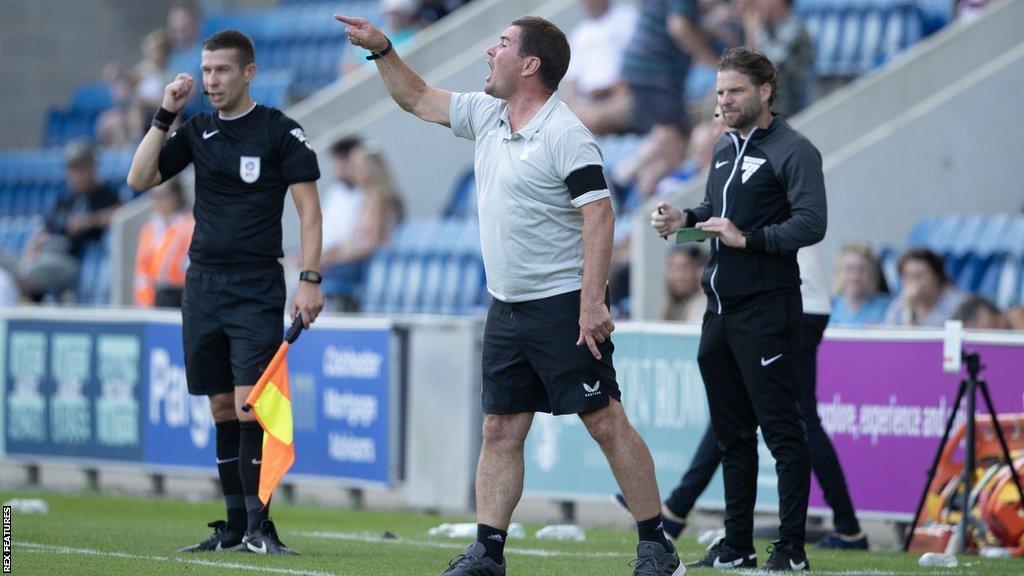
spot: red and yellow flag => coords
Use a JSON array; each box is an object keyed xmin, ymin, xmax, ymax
[{"xmin": 244, "ymin": 339, "xmax": 296, "ymax": 506}]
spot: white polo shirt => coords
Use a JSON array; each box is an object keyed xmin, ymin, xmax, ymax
[{"xmin": 450, "ymin": 91, "xmax": 611, "ymax": 303}]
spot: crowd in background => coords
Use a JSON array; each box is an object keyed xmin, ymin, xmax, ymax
[
  {"xmin": 660, "ymin": 242, "xmax": 1024, "ymax": 331},
  {"xmin": 0, "ymin": 0, "xmax": 1017, "ymax": 326}
]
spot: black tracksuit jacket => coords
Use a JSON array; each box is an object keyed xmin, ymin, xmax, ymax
[{"xmin": 684, "ymin": 114, "xmax": 827, "ymax": 313}]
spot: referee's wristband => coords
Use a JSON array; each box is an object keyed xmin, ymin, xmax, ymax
[
  {"xmin": 152, "ymin": 107, "xmax": 178, "ymax": 132},
  {"xmin": 366, "ymin": 38, "xmax": 392, "ymax": 60}
]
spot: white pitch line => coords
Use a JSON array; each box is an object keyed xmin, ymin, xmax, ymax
[
  {"xmin": 297, "ymin": 531, "xmax": 975, "ymax": 575},
  {"xmin": 18, "ymin": 542, "xmax": 340, "ymax": 576},
  {"xmin": 299, "ymin": 530, "xmax": 628, "ymax": 558}
]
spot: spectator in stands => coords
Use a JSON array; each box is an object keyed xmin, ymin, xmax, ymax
[
  {"xmin": 320, "ymin": 147, "xmax": 404, "ymax": 310},
  {"xmin": 133, "ymin": 29, "xmax": 174, "ymax": 136},
  {"xmin": 96, "ymin": 63, "xmax": 138, "ymax": 146},
  {"xmin": 660, "ymin": 246, "xmax": 708, "ymax": 322},
  {"xmin": 952, "ymin": 295, "xmax": 1008, "ymax": 330},
  {"xmin": 167, "ymin": 1, "xmax": 205, "ymax": 117},
  {"xmin": 341, "ymin": 0, "xmax": 418, "ymax": 75},
  {"xmin": 167, "ymin": 1, "xmax": 202, "ymax": 74},
  {"xmin": 134, "ymin": 179, "xmax": 193, "ymax": 308},
  {"xmin": 883, "ymin": 249, "xmax": 963, "ymax": 328},
  {"xmin": 19, "ymin": 141, "xmax": 122, "ymax": 302},
  {"xmin": 607, "ymin": 0, "xmax": 720, "ymax": 199},
  {"xmin": 830, "ymin": 244, "xmax": 891, "ymax": 326},
  {"xmin": 740, "ymin": 0, "xmax": 813, "ymax": 118},
  {"xmin": 1006, "ymin": 306, "xmax": 1024, "ymax": 330},
  {"xmin": 561, "ymin": 1, "xmax": 637, "ymax": 124}
]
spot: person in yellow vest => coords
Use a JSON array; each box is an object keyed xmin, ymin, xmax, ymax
[{"xmin": 134, "ymin": 178, "xmax": 193, "ymax": 307}]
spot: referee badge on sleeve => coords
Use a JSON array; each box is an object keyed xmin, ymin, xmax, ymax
[{"xmin": 240, "ymin": 156, "xmax": 261, "ymax": 183}]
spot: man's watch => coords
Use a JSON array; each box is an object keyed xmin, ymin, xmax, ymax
[{"xmin": 299, "ymin": 270, "xmax": 322, "ymax": 284}]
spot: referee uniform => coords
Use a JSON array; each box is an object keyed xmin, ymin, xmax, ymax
[
  {"xmin": 685, "ymin": 114, "xmax": 827, "ymax": 560},
  {"xmin": 158, "ymin": 103, "xmax": 320, "ymax": 395},
  {"xmin": 450, "ymin": 91, "xmax": 620, "ymax": 415},
  {"xmin": 157, "ymin": 102, "xmax": 319, "ymax": 550}
]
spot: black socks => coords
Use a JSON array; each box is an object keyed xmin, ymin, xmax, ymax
[
  {"xmin": 637, "ymin": 513, "xmax": 671, "ymax": 549},
  {"xmin": 215, "ymin": 419, "xmax": 246, "ymax": 534},
  {"xmin": 239, "ymin": 420, "xmax": 269, "ymax": 533},
  {"xmin": 477, "ymin": 523, "xmax": 507, "ymax": 564}
]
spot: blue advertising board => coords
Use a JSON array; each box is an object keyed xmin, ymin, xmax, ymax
[
  {"xmin": 4, "ymin": 320, "xmax": 145, "ymax": 461},
  {"xmin": 143, "ymin": 321, "xmax": 216, "ymax": 467},
  {"xmin": 141, "ymin": 320, "xmax": 395, "ymax": 485}
]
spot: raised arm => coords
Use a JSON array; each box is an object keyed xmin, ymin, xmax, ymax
[
  {"xmin": 335, "ymin": 14, "xmax": 452, "ymax": 126},
  {"xmin": 127, "ymin": 73, "xmax": 194, "ymax": 191}
]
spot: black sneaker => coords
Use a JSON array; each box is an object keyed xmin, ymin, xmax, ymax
[
  {"xmin": 686, "ymin": 539, "xmax": 756, "ymax": 569},
  {"xmin": 763, "ymin": 541, "xmax": 809, "ymax": 572},
  {"xmin": 439, "ymin": 542, "xmax": 506, "ymax": 575},
  {"xmin": 631, "ymin": 540, "xmax": 685, "ymax": 576},
  {"xmin": 243, "ymin": 519, "xmax": 299, "ymax": 555},
  {"xmin": 178, "ymin": 520, "xmax": 245, "ymax": 553}
]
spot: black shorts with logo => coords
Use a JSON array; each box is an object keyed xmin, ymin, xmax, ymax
[
  {"xmin": 182, "ymin": 263, "xmax": 285, "ymax": 396},
  {"xmin": 482, "ymin": 289, "xmax": 621, "ymax": 415}
]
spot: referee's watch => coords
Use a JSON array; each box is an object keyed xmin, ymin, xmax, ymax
[{"xmin": 299, "ymin": 270, "xmax": 322, "ymax": 284}]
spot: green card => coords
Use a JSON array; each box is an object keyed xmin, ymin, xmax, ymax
[{"xmin": 675, "ymin": 227, "xmax": 711, "ymax": 244}]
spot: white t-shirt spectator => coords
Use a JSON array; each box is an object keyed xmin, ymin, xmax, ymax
[
  {"xmin": 564, "ymin": 3, "xmax": 638, "ymax": 96},
  {"xmin": 320, "ymin": 182, "xmax": 366, "ymax": 250}
]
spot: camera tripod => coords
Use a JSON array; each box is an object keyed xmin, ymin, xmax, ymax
[{"xmin": 903, "ymin": 351, "xmax": 1024, "ymax": 553}]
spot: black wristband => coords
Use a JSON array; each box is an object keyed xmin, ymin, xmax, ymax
[
  {"xmin": 366, "ymin": 38, "xmax": 393, "ymax": 60},
  {"xmin": 152, "ymin": 107, "xmax": 178, "ymax": 132}
]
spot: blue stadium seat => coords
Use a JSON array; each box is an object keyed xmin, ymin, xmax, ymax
[
  {"xmin": 360, "ymin": 251, "xmax": 391, "ymax": 313},
  {"xmin": 974, "ymin": 213, "xmax": 1011, "ymax": 257},
  {"xmin": 70, "ymin": 84, "xmax": 114, "ymax": 113},
  {"xmin": 443, "ymin": 168, "xmax": 477, "ymax": 219},
  {"xmin": 994, "ymin": 257, "xmax": 1023, "ymax": 309},
  {"xmin": 877, "ymin": 244, "xmax": 901, "ymax": 293}
]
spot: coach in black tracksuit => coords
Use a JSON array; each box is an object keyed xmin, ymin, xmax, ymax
[{"xmin": 652, "ymin": 48, "xmax": 826, "ymax": 572}]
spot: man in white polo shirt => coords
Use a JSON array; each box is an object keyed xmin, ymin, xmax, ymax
[{"xmin": 336, "ymin": 12, "xmax": 683, "ymax": 576}]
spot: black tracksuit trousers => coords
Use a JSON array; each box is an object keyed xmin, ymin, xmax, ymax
[
  {"xmin": 697, "ymin": 288, "xmax": 810, "ymax": 549},
  {"xmin": 666, "ymin": 313, "xmax": 861, "ymax": 537}
]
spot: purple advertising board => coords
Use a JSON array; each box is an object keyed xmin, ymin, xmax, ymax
[{"xmin": 812, "ymin": 329, "xmax": 1024, "ymax": 519}]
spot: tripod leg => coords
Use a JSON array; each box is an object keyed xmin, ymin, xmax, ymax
[
  {"xmin": 976, "ymin": 379, "xmax": 1024, "ymax": 504},
  {"xmin": 959, "ymin": 375, "xmax": 977, "ymax": 554},
  {"xmin": 903, "ymin": 379, "xmax": 967, "ymax": 552}
]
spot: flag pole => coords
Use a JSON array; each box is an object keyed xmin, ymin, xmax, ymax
[{"xmin": 241, "ymin": 315, "xmax": 305, "ymax": 412}]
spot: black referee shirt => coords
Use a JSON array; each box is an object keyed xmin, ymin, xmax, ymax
[{"xmin": 157, "ymin": 104, "xmax": 320, "ymax": 268}]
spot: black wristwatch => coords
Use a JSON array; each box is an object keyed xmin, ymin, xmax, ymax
[
  {"xmin": 299, "ymin": 270, "xmax": 322, "ymax": 284},
  {"xmin": 366, "ymin": 38, "xmax": 393, "ymax": 60}
]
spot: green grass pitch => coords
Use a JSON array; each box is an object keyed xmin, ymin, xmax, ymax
[{"xmin": 3, "ymin": 490, "xmax": 1021, "ymax": 575}]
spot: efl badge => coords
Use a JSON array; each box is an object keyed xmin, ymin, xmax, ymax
[{"xmin": 240, "ymin": 156, "xmax": 261, "ymax": 183}]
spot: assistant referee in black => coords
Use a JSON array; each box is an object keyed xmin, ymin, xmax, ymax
[
  {"xmin": 652, "ymin": 48, "xmax": 826, "ymax": 572},
  {"xmin": 127, "ymin": 30, "xmax": 323, "ymax": 556}
]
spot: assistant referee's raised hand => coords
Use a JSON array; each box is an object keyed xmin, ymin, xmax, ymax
[
  {"xmin": 334, "ymin": 14, "xmax": 389, "ymax": 52},
  {"xmin": 162, "ymin": 73, "xmax": 194, "ymax": 113}
]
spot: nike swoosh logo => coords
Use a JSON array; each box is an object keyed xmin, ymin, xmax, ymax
[
  {"xmin": 761, "ymin": 353, "xmax": 783, "ymax": 367},
  {"xmin": 713, "ymin": 558, "xmax": 744, "ymax": 568},
  {"xmin": 249, "ymin": 541, "xmax": 267, "ymax": 554},
  {"xmin": 203, "ymin": 130, "xmax": 219, "ymax": 140},
  {"xmin": 215, "ymin": 457, "xmax": 238, "ymax": 464},
  {"xmin": 251, "ymin": 459, "xmax": 262, "ymax": 465},
  {"xmin": 715, "ymin": 160, "xmax": 730, "ymax": 169},
  {"xmin": 790, "ymin": 560, "xmax": 807, "ymax": 570}
]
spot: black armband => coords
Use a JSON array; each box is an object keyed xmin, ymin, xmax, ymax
[
  {"xmin": 564, "ymin": 164, "xmax": 607, "ymax": 199},
  {"xmin": 152, "ymin": 107, "xmax": 178, "ymax": 132}
]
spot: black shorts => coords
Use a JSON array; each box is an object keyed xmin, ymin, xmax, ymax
[
  {"xmin": 482, "ymin": 290, "xmax": 621, "ymax": 415},
  {"xmin": 182, "ymin": 264, "xmax": 285, "ymax": 396},
  {"xmin": 629, "ymin": 84, "xmax": 691, "ymax": 134}
]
